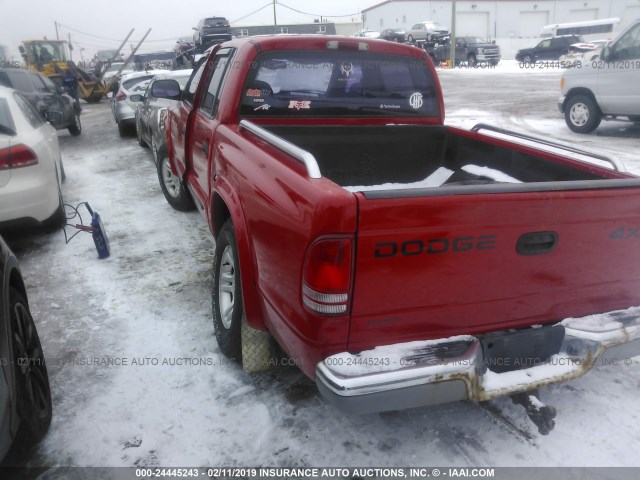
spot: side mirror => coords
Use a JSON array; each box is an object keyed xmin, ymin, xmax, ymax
[
  {"xmin": 492, "ymin": 40, "xmax": 496, "ymax": 44},
  {"xmin": 600, "ymin": 46, "xmax": 612, "ymax": 62},
  {"xmin": 130, "ymin": 94, "xmax": 144, "ymax": 102},
  {"xmin": 151, "ymin": 79, "xmax": 181, "ymax": 100},
  {"xmin": 192, "ymin": 27, "xmax": 197, "ymax": 31}
]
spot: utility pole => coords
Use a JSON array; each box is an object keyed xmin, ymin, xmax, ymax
[
  {"xmin": 449, "ymin": 0, "xmax": 456, "ymax": 67},
  {"xmin": 68, "ymin": 33, "xmax": 73, "ymax": 62},
  {"xmin": 55, "ymin": 21, "xmax": 60, "ymax": 40},
  {"xmin": 273, "ymin": 0, "xmax": 278, "ymax": 33}
]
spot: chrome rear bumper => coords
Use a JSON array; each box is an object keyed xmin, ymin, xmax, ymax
[{"xmin": 316, "ymin": 307, "xmax": 640, "ymax": 414}]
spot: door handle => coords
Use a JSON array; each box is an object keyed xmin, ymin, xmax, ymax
[
  {"xmin": 202, "ymin": 140, "xmax": 209, "ymax": 155},
  {"xmin": 517, "ymin": 232, "xmax": 559, "ymax": 256}
]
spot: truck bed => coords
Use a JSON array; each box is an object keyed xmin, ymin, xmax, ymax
[
  {"xmin": 264, "ymin": 124, "xmax": 628, "ymax": 192},
  {"xmin": 252, "ymin": 123, "xmax": 640, "ymax": 352}
]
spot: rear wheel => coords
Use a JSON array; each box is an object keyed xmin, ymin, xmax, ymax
[
  {"xmin": 468, "ymin": 54, "xmax": 477, "ymax": 67},
  {"xmin": 151, "ymin": 136, "xmax": 159, "ymax": 165},
  {"xmin": 8, "ymin": 288, "xmax": 52, "ymax": 453},
  {"xmin": 117, "ymin": 121, "xmax": 127, "ymax": 138},
  {"xmin": 407, "ymin": 34, "xmax": 414, "ymax": 44},
  {"xmin": 213, "ymin": 220, "xmax": 243, "ymax": 362},
  {"xmin": 68, "ymin": 113, "xmax": 81, "ymax": 136},
  {"xmin": 564, "ymin": 94, "xmax": 601, "ymax": 133},
  {"xmin": 136, "ymin": 122, "xmax": 147, "ymax": 148},
  {"xmin": 212, "ymin": 220, "xmax": 273, "ymax": 372},
  {"xmin": 43, "ymin": 170, "xmax": 65, "ymax": 229},
  {"xmin": 84, "ymin": 93, "xmax": 102, "ymax": 103},
  {"xmin": 156, "ymin": 147, "xmax": 194, "ymax": 211}
]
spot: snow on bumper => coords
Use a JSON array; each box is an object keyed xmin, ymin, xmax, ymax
[{"xmin": 316, "ymin": 307, "xmax": 640, "ymax": 414}]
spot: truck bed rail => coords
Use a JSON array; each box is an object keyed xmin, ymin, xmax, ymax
[
  {"xmin": 471, "ymin": 123, "xmax": 624, "ymax": 172},
  {"xmin": 239, "ymin": 120, "xmax": 322, "ymax": 179}
]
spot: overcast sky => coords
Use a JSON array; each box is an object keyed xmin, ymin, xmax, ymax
[{"xmin": 0, "ymin": 0, "xmax": 369, "ymax": 60}]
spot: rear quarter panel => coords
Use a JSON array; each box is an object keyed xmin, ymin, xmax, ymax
[{"xmin": 212, "ymin": 122, "xmax": 359, "ymax": 377}]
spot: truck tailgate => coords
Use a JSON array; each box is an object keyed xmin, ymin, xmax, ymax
[{"xmin": 349, "ymin": 187, "xmax": 640, "ymax": 350}]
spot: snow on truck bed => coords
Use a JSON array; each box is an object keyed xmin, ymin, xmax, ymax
[{"xmin": 343, "ymin": 164, "xmax": 521, "ymax": 192}]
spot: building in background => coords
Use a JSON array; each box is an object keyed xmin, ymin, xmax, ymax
[{"xmin": 362, "ymin": 0, "xmax": 640, "ymax": 58}]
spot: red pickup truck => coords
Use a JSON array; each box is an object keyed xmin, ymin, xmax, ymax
[{"xmin": 153, "ymin": 35, "xmax": 640, "ymax": 433}]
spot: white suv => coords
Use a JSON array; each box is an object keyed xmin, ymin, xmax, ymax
[{"xmin": 558, "ymin": 19, "xmax": 640, "ymax": 133}]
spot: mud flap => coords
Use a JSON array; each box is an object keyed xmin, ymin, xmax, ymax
[{"xmin": 241, "ymin": 316, "xmax": 273, "ymax": 374}]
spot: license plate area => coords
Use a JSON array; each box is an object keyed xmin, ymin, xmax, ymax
[{"xmin": 479, "ymin": 325, "xmax": 565, "ymax": 374}]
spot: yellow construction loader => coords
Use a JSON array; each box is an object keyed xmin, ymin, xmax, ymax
[{"xmin": 19, "ymin": 39, "xmax": 106, "ymax": 102}]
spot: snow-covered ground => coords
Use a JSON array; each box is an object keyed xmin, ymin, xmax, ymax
[{"xmin": 3, "ymin": 64, "xmax": 640, "ymax": 470}]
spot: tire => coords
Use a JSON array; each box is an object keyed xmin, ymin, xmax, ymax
[
  {"xmin": 117, "ymin": 121, "xmax": 127, "ymax": 138},
  {"xmin": 84, "ymin": 93, "xmax": 102, "ymax": 103},
  {"xmin": 43, "ymin": 171, "xmax": 65, "ymax": 229},
  {"xmin": 407, "ymin": 34, "xmax": 414, "ymax": 44},
  {"xmin": 68, "ymin": 113, "xmax": 81, "ymax": 136},
  {"xmin": 564, "ymin": 94, "xmax": 601, "ymax": 134},
  {"xmin": 151, "ymin": 136, "xmax": 159, "ymax": 165},
  {"xmin": 213, "ymin": 220, "xmax": 243, "ymax": 362},
  {"xmin": 60, "ymin": 157, "xmax": 66, "ymax": 183},
  {"xmin": 8, "ymin": 288, "xmax": 52, "ymax": 452},
  {"xmin": 523, "ymin": 54, "xmax": 534, "ymax": 65},
  {"xmin": 156, "ymin": 146, "xmax": 194, "ymax": 211},
  {"xmin": 468, "ymin": 54, "xmax": 477, "ymax": 67},
  {"xmin": 136, "ymin": 121, "xmax": 147, "ymax": 148}
]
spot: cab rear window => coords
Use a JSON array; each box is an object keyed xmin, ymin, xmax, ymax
[{"xmin": 240, "ymin": 50, "xmax": 440, "ymax": 118}]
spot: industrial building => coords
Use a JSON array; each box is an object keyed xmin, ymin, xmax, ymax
[{"xmin": 362, "ymin": 0, "xmax": 640, "ymax": 38}]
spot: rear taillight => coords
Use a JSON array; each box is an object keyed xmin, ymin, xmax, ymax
[
  {"xmin": 116, "ymin": 91, "xmax": 126, "ymax": 101},
  {"xmin": 0, "ymin": 144, "xmax": 38, "ymax": 170},
  {"xmin": 302, "ymin": 238, "xmax": 353, "ymax": 315}
]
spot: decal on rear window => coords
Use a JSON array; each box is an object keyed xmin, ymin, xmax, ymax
[{"xmin": 239, "ymin": 50, "xmax": 440, "ymax": 118}]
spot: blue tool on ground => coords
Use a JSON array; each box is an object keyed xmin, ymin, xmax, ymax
[
  {"xmin": 84, "ymin": 203, "xmax": 110, "ymax": 258},
  {"xmin": 62, "ymin": 202, "xmax": 111, "ymax": 259}
]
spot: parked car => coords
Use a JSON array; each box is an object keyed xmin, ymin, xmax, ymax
[
  {"xmin": 380, "ymin": 28, "xmax": 406, "ymax": 43},
  {"xmin": 193, "ymin": 17, "xmax": 232, "ymax": 47},
  {"xmin": 0, "ymin": 85, "xmax": 64, "ymax": 228},
  {"xmin": 0, "ymin": 235, "xmax": 52, "ymax": 462},
  {"xmin": 515, "ymin": 35, "xmax": 583, "ymax": 64},
  {"xmin": 559, "ymin": 39, "xmax": 609, "ymax": 66},
  {"xmin": 0, "ymin": 68, "xmax": 81, "ymax": 136},
  {"xmin": 351, "ymin": 29, "xmax": 380, "ymax": 39},
  {"xmin": 101, "ymin": 62, "xmax": 135, "ymax": 87},
  {"xmin": 132, "ymin": 69, "xmax": 193, "ymax": 163},
  {"xmin": 110, "ymin": 70, "xmax": 168, "ymax": 136},
  {"xmin": 175, "ymin": 36, "xmax": 195, "ymax": 66},
  {"xmin": 559, "ymin": 19, "xmax": 640, "ymax": 133},
  {"xmin": 406, "ymin": 21, "xmax": 449, "ymax": 43},
  {"xmin": 433, "ymin": 37, "xmax": 501, "ymax": 66}
]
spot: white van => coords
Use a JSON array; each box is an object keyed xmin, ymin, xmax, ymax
[{"xmin": 558, "ymin": 19, "xmax": 640, "ymax": 133}]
